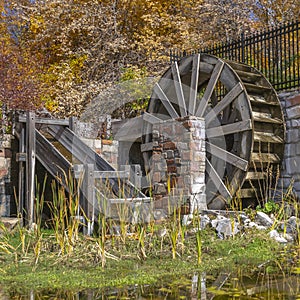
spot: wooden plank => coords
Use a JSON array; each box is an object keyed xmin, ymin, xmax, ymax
[
  {"xmin": 82, "ymin": 164, "xmax": 95, "ymax": 235},
  {"xmin": 18, "ymin": 124, "xmax": 25, "ymax": 223},
  {"xmin": 249, "ymin": 95, "xmax": 278, "ymax": 106},
  {"xmin": 74, "ymin": 170, "xmax": 130, "ymax": 179},
  {"xmin": 35, "ymin": 130, "xmax": 72, "ymax": 188},
  {"xmin": 244, "ymin": 82, "xmax": 271, "ymax": 94},
  {"xmin": 205, "ymin": 83, "xmax": 244, "ymax": 125},
  {"xmin": 142, "ymin": 112, "xmax": 161, "ymax": 125},
  {"xmin": 26, "ymin": 112, "xmax": 36, "ymax": 227},
  {"xmin": 246, "ymin": 172, "xmax": 266, "ymax": 180},
  {"xmin": 251, "ymin": 152, "xmax": 280, "ymax": 163},
  {"xmin": 238, "ymin": 188, "xmax": 256, "ymax": 198},
  {"xmin": 234, "ymin": 70, "xmax": 262, "ymax": 83},
  {"xmin": 254, "ymin": 132, "xmax": 283, "ymax": 143},
  {"xmin": 153, "ymin": 83, "xmax": 179, "ymax": 119},
  {"xmin": 196, "ymin": 60, "xmax": 224, "ymax": 117},
  {"xmin": 172, "ymin": 62, "xmax": 187, "ymax": 117},
  {"xmin": 206, "ymin": 142, "xmax": 248, "ymax": 171},
  {"xmin": 225, "ymin": 60, "xmax": 253, "ymax": 73},
  {"xmin": 18, "ymin": 115, "xmax": 69, "ymax": 126},
  {"xmin": 206, "ymin": 158, "xmax": 231, "ymax": 200},
  {"xmin": 206, "ymin": 119, "xmax": 252, "ymax": 138},
  {"xmin": 188, "ymin": 54, "xmax": 200, "ymax": 115},
  {"xmin": 47, "ymin": 125, "xmax": 147, "ymax": 199},
  {"xmin": 252, "ymin": 111, "xmax": 283, "ymax": 124}
]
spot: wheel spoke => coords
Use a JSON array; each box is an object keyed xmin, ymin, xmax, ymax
[
  {"xmin": 188, "ymin": 54, "xmax": 200, "ymax": 115},
  {"xmin": 143, "ymin": 112, "xmax": 162, "ymax": 124},
  {"xmin": 206, "ymin": 120, "xmax": 252, "ymax": 138},
  {"xmin": 206, "ymin": 142, "xmax": 248, "ymax": 171},
  {"xmin": 206, "ymin": 158, "xmax": 231, "ymax": 200},
  {"xmin": 195, "ymin": 60, "xmax": 224, "ymax": 117},
  {"xmin": 172, "ymin": 62, "xmax": 187, "ymax": 117},
  {"xmin": 153, "ymin": 83, "xmax": 179, "ymax": 119},
  {"xmin": 205, "ymin": 83, "xmax": 244, "ymax": 125}
]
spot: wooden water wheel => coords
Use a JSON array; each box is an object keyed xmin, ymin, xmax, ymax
[{"xmin": 142, "ymin": 54, "xmax": 285, "ymax": 209}]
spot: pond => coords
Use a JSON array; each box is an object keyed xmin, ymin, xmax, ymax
[{"xmin": 3, "ymin": 269, "xmax": 300, "ymax": 299}]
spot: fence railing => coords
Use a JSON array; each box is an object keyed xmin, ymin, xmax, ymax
[{"xmin": 170, "ymin": 20, "xmax": 300, "ymax": 91}]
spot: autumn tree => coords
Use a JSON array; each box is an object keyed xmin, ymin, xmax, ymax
[
  {"xmin": 250, "ymin": 0, "xmax": 300, "ymax": 27},
  {"xmin": 0, "ymin": 1, "xmax": 43, "ymax": 110},
  {"xmin": 9, "ymin": 0, "xmax": 130, "ymax": 116}
]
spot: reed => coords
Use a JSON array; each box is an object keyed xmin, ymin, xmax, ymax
[
  {"xmin": 192, "ymin": 215, "xmax": 202, "ymax": 265},
  {"xmin": 48, "ymin": 170, "xmax": 81, "ymax": 255}
]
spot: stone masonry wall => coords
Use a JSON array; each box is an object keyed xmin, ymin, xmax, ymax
[
  {"xmin": 73, "ymin": 120, "xmax": 118, "ymax": 169},
  {"xmin": 0, "ymin": 134, "xmax": 13, "ymax": 217},
  {"xmin": 279, "ymin": 89, "xmax": 300, "ymax": 198},
  {"xmin": 151, "ymin": 116, "xmax": 206, "ymax": 216}
]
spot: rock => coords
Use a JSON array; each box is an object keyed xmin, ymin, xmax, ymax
[
  {"xmin": 0, "ymin": 218, "xmax": 19, "ymax": 232},
  {"xmin": 200, "ymin": 215, "xmax": 210, "ymax": 230},
  {"xmin": 255, "ymin": 211, "xmax": 274, "ymax": 228},
  {"xmin": 182, "ymin": 214, "xmax": 193, "ymax": 226},
  {"xmin": 212, "ymin": 216, "xmax": 239, "ymax": 239},
  {"xmin": 283, "ymin": 216, "xmax": 299, "ymax": 233},
  {"xmin": 283, "ymin": 233, "xmax": 294, "ymax": 242},
  {"xmin": 269, "ymin": 229, "xmax": 288, "ymax": 243},
  {"xmin": 153, "ymin": 209, "xmax": 168, "ymax": 221}
]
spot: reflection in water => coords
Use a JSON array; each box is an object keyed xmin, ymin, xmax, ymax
[{"xmin": 5, "ymin": 270, "xmax": 300, "ymax": 299}]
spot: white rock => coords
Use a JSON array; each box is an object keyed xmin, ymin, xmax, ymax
[{"xmin": 255, "ymin": 211, "xmax": 274, "ymax": 227}]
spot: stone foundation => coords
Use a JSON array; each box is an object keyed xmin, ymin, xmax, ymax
[
  {"xmin": 279, "ymin": 89, "xmax": 300, "ymax": 198},
  {"xmin": 0, "ymin": 134, "xmax": 14, "ymax": 217},
  {"xmin": 151, "ymin": 116, "xmax": 206, "ymax": 215}
]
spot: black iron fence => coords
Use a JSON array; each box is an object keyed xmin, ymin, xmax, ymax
[{"xmin": 170, "ymin": 20, "xmax": 300, "ymax": 91}]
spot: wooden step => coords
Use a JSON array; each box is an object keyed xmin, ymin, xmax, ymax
[
  {"xmin": 225, "ymin": 60, "xmax": 253, "ymax": 73},
  {"xmin": 238, "ymin": 188, "xmax": 256, "ymax": 198},
  {"xmin": 251, "ymin": 152, "xmax": 281, "ymax": 164},
  {"xmin": 235, "ymin": 69, "xmax": 262, "ymax": 83},
  {"xmin": 249, "ymin": 95, "xmax": 279, "ymax": 106},
  {"xmin": 244, "ymin": 83, "xmax": 272, "ymax": 94},
  {"xmin": 254, "ymin": 132, "xmax": 284, "ymax": 143},
  {"xmin": 246, "ymin": 171, "xmax": 267, "ymax": 180},
  {"xmin": 252, "ymin": 111, "xmax": 283, "ymax": 124}
]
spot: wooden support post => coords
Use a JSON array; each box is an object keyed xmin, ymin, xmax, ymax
[
  {"xmin": 69, "ymin": 116, "xmax": 77, "ymax": 133},
  {"xmin": 26, "ymin": 112, "xmax": 36, "ymax": 227},
  {"xmin": 131, "ymin": 165, "xmax": 141, "ymax": 189},
  {"xmin": 18, "ymin": 124, "xmax": 25, "ymax": 224},
  {"xmin": 83, "ymin": 164, "xmax": 95, "ymax": 235}
]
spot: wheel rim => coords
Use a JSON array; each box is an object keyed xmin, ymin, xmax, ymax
[{"xmin": 142, "ymin": 54, "xmax": 255, "ymax": 209}]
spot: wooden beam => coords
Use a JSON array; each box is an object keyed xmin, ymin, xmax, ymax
[
  {"xmin": 153, "ymin": 83, "xmax": 179, "ymax": 119},
  {"xmin": 196, "ymin": 60, "xmax": 224, "ymax": 117},
  {"xmin": 35, "ymin": 130, "xmax": 72, "ymax": 189},
  {"xmin": 18, "ymin": 115, "xmax": 69, "ymax": 126},
  {"xmin": 171, "ymin": 62, "xmax": 187, "ymax": 117},
  {"xmin": 206, "ymin": 158, "xmax": 231, "ymax": 200},
  {"xmin": 47, "ymin": 125, "xmax": 147, "ymax": 199},
  {"xmin": 18, "ymin": 124, "xmax": 25, "ymax": 225},
  {"xmin": 142, "ymin": 112, "xmax": 161, "ymax": 125},
  {"xmin": 188, "ymin": 54, "xmax": 200, "ymax": 115},
  {"xmin": 206, "ymin": 142, "xmax": 248, "ymax": 171},
  {"xmin": 206, "ymin": 119, "xmax": 252, "ymax": 138},
  {"xmin": 205, "ymin": 83, "xmax": 244, "ymax": 125},
  {"xmin": 26, "ymin": 112, "xmax": 36, "ymax": 227},
  {"xmin": 82, "ymin": 164, "xmax": 95, "ymax": 236}
]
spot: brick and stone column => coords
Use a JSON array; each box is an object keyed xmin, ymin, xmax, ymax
[{"xmin": 151, "ymin": 116, "xmax": 206, "ymax": 216}]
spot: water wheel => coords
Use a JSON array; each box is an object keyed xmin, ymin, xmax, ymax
[{"xmin": 142, "ymin": 54, "xmax": 285, "ymax": 209}]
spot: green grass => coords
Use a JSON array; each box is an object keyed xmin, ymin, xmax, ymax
[{"xmin": 0, "ymin": 225, "xmax": 286, "ymax": 294}]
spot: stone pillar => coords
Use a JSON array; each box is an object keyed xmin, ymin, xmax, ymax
[
  {"xmin": 151, "ymin": 116, "xmax": 206, "ymax": 217},
  {"xmin": 0, "ymin": 134, "xmax": 13, "ymax": 217},
  {"xmin": 279, "ymin": 91, "xmax": 300, "ymax": 198}
]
